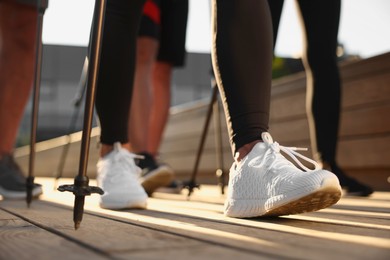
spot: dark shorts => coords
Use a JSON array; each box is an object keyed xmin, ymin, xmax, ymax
[
  {"xmin": 17, "ymin": 0, "xmax": 36, "ymax": 5},
  {"xmin": 2, "ymin": 0, "xmax": 48, "ymax": 8},
  {"xmin": 139, "ymin": 0, "xmax": 188, "ymax": 67}
]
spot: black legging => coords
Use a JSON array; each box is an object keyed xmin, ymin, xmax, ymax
[
  {"xmin": 96, "ymin": 0, "xmax": 146, "ymax": 145},
  {"xmin": 96, "ymin": 0, "xmax": 273, "ymax": 156},
  {"xmin": 212, "ymin": 0, "xmax": 273, "ymax": 154},
  {"xmin": 268, "ymin": 0, "xmax": 341, "ymax": 164}
]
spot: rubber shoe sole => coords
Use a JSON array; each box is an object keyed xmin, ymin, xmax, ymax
[
  {"xmin": 0, "ymin": 185, "xmax": 43, "ymax": 200},
  {"xmin": 141, "ymin": 165, "xmax": 174, "ymax": 196},
  {"xmin": 99, "ymin": 196, "xmax": 147, "ymax": 210},
  {"xmin": 225, "ymin": 176, "xmax": 341, "ymax": 218},
  {"xmin": 263, "ymin": 180, "xmax": 341, "ymax": 217}
]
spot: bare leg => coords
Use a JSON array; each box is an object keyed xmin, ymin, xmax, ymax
[
  {"xmin": 128, "ymin": 37, "xmax": 159, "ymax": 153},
  {"xmin": 0, "ymin": 2, "xmax": 42, "ymax": 200},
  {"xmin": 146, "ymin": 61, "xmax": 172, "ymax": 157},
  {"xmin": 0, "ymin": 2, "xmax": 37, "ymax": 157},
  {"xmin": 135, "ymin": 60, "xmax": 175, "ymax": 196}
]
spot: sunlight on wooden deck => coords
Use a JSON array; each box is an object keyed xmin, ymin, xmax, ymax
[{"xmin": 39, "ymin": 177, "xmax": 390, "ymax": 249}]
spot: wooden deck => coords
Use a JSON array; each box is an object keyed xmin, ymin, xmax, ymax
[{"xmin": 1, "ymin": 178, "xmax": 389, "ymax": 259}]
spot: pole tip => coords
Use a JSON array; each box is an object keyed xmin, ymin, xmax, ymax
[
  {"xmin": 74, "ymin": 221, "xmax": 81, "ymax": 230},
  {"xmin": 26, "ymin": 193, "xmax": 32, "ymax": 207}
]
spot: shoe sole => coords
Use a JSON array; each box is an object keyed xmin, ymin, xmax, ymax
[
  {"xmin": 226, "ymin": 177, "xmax": 342, "ymax": 218},
  {"xmin": 0, "ymin": 186, "xmax": 43, "ymax": 200},
  {"xmin": 141, "ymin": 166, "xmax": 174, "ymax": 196},
  {"xmin": 263, "ymin": 184, "xmax": 341, "ymax": 217}
]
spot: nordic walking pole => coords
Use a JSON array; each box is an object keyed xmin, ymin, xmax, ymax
[
  {"xmin": 184, "ymin": 85, "xmax": 219, "ymax": 197},
  {"xmin": 58, "ymin": 0, "xmax": 105, "ymax": 230},
  {"xmin": 211, "ymin": 79, "xmax": 226, "ymax": 195},
  {"xmin": 26, "ymin": 0, "xmax": 49, "ymax": 207}
]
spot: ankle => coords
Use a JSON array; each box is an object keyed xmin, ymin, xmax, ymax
[
  {"xmin": 234, "ymin": 140, "xmax": 261, "ymax": 162},
  {"xmin": 100, "ymin": 143, "xmax": 131, "ymax": 157}
]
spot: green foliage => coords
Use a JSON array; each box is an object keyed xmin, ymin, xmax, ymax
[{"xmin": 272, "ymin": 56, "xmax": 305, "ymax": 79}]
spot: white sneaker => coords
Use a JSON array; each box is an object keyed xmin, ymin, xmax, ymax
[
  {"xmin": 224, "ymin": 132, "xmax": 342, "ymax": 218},
  {"xmin": 97, "ymin": 143, "xmax": 148, "ymax": 209}
]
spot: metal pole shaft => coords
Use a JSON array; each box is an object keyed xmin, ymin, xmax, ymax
[
  {"xmin": 212, "ymin": 81, "xmax": 225, "ymax": 195},
  {"xmin": 78, "ymin": 0, "xmax": 105, "ymax": 182},
  {"xmin": 186, "ymin": 86, "xmax": 218, "ymax": 197},
  {"xmin": 73, "ymin": 0, "xmax": 106, "ymax": 230},
  {"xmin": 26, "ymin": 0, "xmax": 48, "ymax": 207}
]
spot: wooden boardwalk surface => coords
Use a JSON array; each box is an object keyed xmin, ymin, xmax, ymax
[{"xmin": 1, "ymin": 178, "xmax": 389, "ymax": 259}]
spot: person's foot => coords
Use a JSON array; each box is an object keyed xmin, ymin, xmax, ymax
[
  {"xmin": 224, "ymin": 132, "xmax": 342, "ymax": 218},
  {"xmin": 97, "ymin": 143, "xmax": 148, "ymax": 209},
  {"xmin": 137, "ymin": 152, "xmax": 174, "ymax": 196},
  {"xmin": 323, "ymin": 162, "xmax": 373, "ymax": 197},
  {"xmin": 0, "ymin": 154, "xmax": 42, "ymax": 199}
]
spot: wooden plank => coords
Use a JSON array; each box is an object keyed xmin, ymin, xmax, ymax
[
  {"xmin": 0, "ymin": 200, "xmax": 268, "ymax": 260},
  {"xmin": 269, "ymin": 74, "xmax": 390, "ymax": 122},
  {"xmin": 270, "ymin": 72, "xmax": 306, "ymax": 97},
  {"xmin": 338, "ymin": 135, "xmax": 390, "ymax": 168},
  {"xmin": 269, "ymin": 54, "xmax": 390, "ymax": 120},
  {"xmin": 14, "ymin": 130, "xmax": 101, "ymax": 179},
  {"xmin": 342, "ymin": 74, "xmax": 390, "ymax": 108},
  {"xmin": 340, "ymin": 52, "xmax": 390, "ymax": 81},
  {"xmin": 340, "ymin": 104, "xmax": 390, "ymax": 136},
  {"xmin": 164, "ymin": 106, "xmax": 228, "ymax": 139},
  {"xmin": 0, "ymin": 207, "xmax": 107, "ymax": 260},
  {"xmin": 270, "ymin": 91, "xmax": 306, "ymax": 120}
]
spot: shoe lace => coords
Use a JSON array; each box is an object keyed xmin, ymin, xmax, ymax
[
  {"xmin": 260, "ymin": 132, "xmax": 320, "ymax": 172},
  {"xmin": 120, "ymin": 152, "xmax": 144, "ymax": 176},
  {"xmin": 101, "ymin": 151, "xmax": 144, "ymax": 184}
]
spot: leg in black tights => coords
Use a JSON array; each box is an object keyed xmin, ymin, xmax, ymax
[
  {"xmin": 268, "ymin": 0, "xmax": 340, "ymax": 165},
  {"xmin": 297, "ymin": 0, "xmax": 341, "ymax": 167},
  {"xmin": 268, "ymin": 0, "xmax": 372, "ymax": 195},
  {"xmin": 95, "ymin": 0, "xmax": 146, "ymax": 145},
  {"xmin": 212, "ymin": 0, "xmax": 273, "ymax": 155}
]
